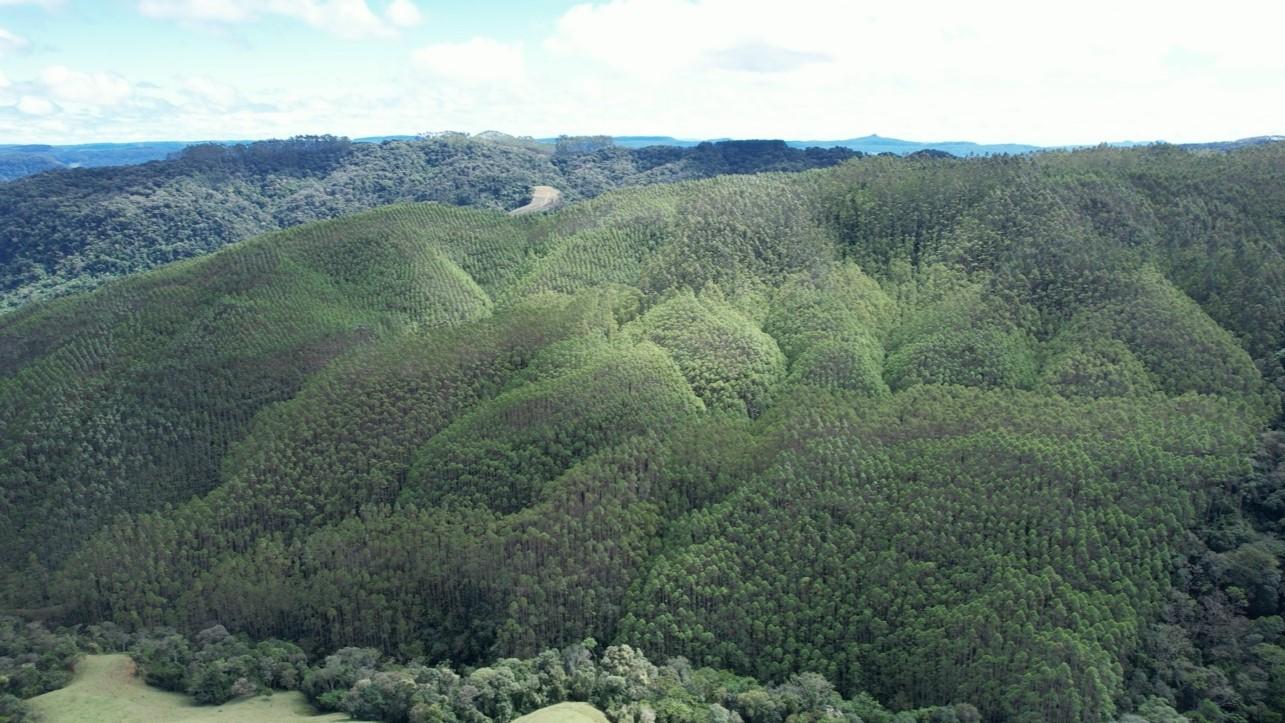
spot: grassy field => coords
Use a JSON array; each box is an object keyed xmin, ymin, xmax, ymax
[
  {"xmin": 28, "ymin": 654, "xmax": 351, "ymax": 722},
  {"xmin": 513, "ymin": 702, "xmax": 609, "ymax": 723}
]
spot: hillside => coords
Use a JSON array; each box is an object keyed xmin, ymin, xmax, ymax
[
  {"xmin": 0, "ymin": 134, "xmax": 855, "ymax": 314},
  {"xmin": 2, "ymin": 143, "xmax": 1285, "ymax": 721},
  {"xmin": 0, "ymin": 134, "xmax": 1043, "ymax": 186}
]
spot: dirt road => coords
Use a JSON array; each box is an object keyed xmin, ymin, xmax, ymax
[{"xmin": 509, "ymin": 185, "xmax": 562, "ymax": 215}]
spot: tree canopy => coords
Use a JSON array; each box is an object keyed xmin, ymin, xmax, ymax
[{"xmin": 3, "ymin": 141, "xmax": 1285, "ymax": 722}]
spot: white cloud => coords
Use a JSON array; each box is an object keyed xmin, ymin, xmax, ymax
[
  {"xmin": 413, "ymin": 37, "xmax": 523, "ymax": 83},
  {"xmin": 137, "ymin": 0, "xmax": 254, "ymax": 23},
  {"xmin": 4, "ymin": 0, "xmax": 1285, "ymax": 146},
  {"xmin": 702, "ymin": 43, "xmax": 831, "ymax": 74},
  {"xmin": 537, "ymin": 0, "xmax": 1285, "ymax": 143},
  {"xmin": 0, "ymin": 70, "xmax": 9, "ymax": 88},
  {"xmin": 547, "ymin": 0, "xmax": 698, "ymax": 76},
  {"xmin": 42, "ymin": 66, "xmax": 132, "ymax": 106},
  {"xmin": 288, "ymin": 0, "xmax": 390, "ymax": 38},
  {"xmin": 181, "ymin": 76, "xmax": 238, "ymax": 107},
  {"xmin": 16, "ymin": 95, "xmax": 54, "ymax": 115},
  {"xmin": 0, "ymin": 0, "xmax": 65, "ymax": 7},
  {"xmin": 385, "ymin": 0, "xmax": 421, "ymax": 28},
  {"xmin": 137, "ymin": 0, "xmax": 421, "ymax": 39},
  {"xmin": 545, "ymin": 0, "xmax": 850, "ymax": 79},
  {"xmin": 0, "ymin": 26, "xmax": 31, "ymax": 55}
]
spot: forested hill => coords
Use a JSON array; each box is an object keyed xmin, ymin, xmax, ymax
[
  {"xmin": 0, "ymin": 134, "xmax": 856, "ymax": 313},
  {"xmin": 0, "ymin": 141, "xmax": 193, "ymax": 182},
  {"xmin": 3, "ymin": 143, "xmax": 1285, "ymax": 721}
]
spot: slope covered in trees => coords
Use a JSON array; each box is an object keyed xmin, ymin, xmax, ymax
[
  {"xmin": 2, "ymin": 143, "xmax": 1285, "ymax": 722},
  {"xmin": 0, "ymin": 134, "xmax": 856, "ymax": 313}
]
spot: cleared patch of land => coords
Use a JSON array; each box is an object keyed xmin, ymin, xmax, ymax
[
  {"xmin": 513, "ymin": 702, "xmax": 609, "ymax": 723},
  {"xmin": 509, "ymin": 185, "xmax": 562, "ymax": 215},
  {"xmin": 28, "ymin": 654, "xmax": 351, "ymax": 723}
]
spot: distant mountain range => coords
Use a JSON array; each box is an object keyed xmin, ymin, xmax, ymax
[
  {"xmin": 609, "ymin": 134, "xmax": 1284, "ymax": 155},
  {"xmin": 0, "ymin": 137, "xmax": 417, "ymax": 181},
  {"xmin": 793, "ymin": 134, "xmax": 1046, "ymax": 156},
  {"xmin": 0, "ymin": 141, "xmax": 193, "ymax": 181},
  {"xmin": 600, "ymin": 134, "xmax": 1046, "ymax": 155},
  {"xmin": 1176, "ymin": 135, "xmax": 1285, "ymax": 151},
  {"xmin": 1, "ymin": 133, "xmax": 1280, "ymax": 182}
]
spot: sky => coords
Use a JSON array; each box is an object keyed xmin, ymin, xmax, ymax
[{"xmin": 0, "ymin": 0, "xmax": 1282, "ymax": 145}]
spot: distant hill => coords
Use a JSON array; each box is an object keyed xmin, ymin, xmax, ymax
[
  {"xmin": 0, "ymin": 142, "xmax": 193, "ymax": 182},
  {"xmin": 0, "ymin": 134, "xmax": 858, "ymax": 312},
  {"xmin": 552, "ymin": 135, "xmax": 712, "ymax": 149},
  {"xmin": 590, "ymin": 133, "xmax": 1284, "ymax": 156},
  {"xmin": 0, "ymin": 137, "xmax": 442, "ymax": 182},
  {"xmin": 1179, "ymin": 135, "xmax": 1285, "ymax": 151},
  {"xmin": 786, "ymin": 134, "xmax": 1044, "ymax": 156},
  {"xmin": 353, "ymin": 135, "xmax": 420, "ymax": 143},
  {"xmin": 547, "ymin": 133, "xmax": 1043, "ymax": 155},
  {"xmin": 6, "ymin": 134, "xmax": 1278, "ymax": 183}
]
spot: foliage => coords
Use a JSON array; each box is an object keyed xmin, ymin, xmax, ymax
[
  {"xmin": 297, "ymin": 639, "xmax": 972, "ymax": 723},
  {"xmin": 0, "ymin": 135, "xmax": 859, "ymax": 312},
  {"xmin": 0, "ymin": 616, "xmax": 78, "ymax": 707},
  {"xmin": 130, "ymin": 624, "xmax": 307, "ymax": 704},
  {"xmin": 2, "ymin": 142, "xmax": 1285, "ymax": 721},
  {"xmin": 625, "ymin": 290, "xmax": 786, "ymax": 416}
]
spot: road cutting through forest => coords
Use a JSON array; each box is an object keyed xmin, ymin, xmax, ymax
[{"xmin": 509, "ymin": 185, "xmax": 562, "ymax": 215}]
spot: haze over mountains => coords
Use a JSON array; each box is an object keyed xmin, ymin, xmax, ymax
[{"xmin": 553, "ymin": 135, "xmax": 1046, "ymax": 155}]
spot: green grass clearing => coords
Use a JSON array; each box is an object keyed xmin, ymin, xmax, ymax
[
  {"xmin": 511, "ymin": 703, "xmax": 606, "ymax": 723},
  {"xmin": 512, "ymin": 702, "xmax": 609, "ymax": 723},
  {"xmin": 28, "ymin": 654, "xmax": 352, "ymax": 722}
]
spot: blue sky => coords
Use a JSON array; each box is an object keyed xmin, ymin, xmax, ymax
[{"xmin": 0, "ymin": 0, "xmax": 1282, "ymax": 145}]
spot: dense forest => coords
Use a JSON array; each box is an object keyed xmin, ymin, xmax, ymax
[
  {"xmin": 0, "ymin": 133, "xmax": 856, "ymax": 313},
  {"xmin": 2, "ymin": 143, "xmax": 1284, "ymax": 722}
]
